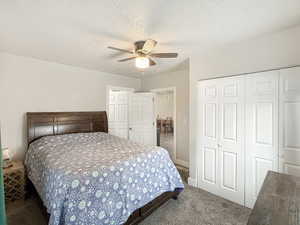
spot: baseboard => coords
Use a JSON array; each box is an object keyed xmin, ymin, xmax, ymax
[
  {"xmin": 188, "ymin": 177, "xmax": 197, "ymax": 187},
  {"xmin": 174, "ymin": 159, "xmax": 189, "ymax": 168}
]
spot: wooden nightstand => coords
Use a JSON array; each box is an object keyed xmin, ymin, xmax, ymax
[{"xmin": 3, "ymin": 161, "xmax": 25, "ymax": 204}]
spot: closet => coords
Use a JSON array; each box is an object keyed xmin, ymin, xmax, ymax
[
  {"xmin": 197, "ymin": 66, "xmax": 300, "ymax": 208},
  {"xmin": 197, "ymin": 76, "xmax": 245, "ymax": 205}
]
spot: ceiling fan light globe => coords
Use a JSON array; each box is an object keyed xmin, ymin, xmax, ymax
[{"xmin": 135, "ymin": 57, "xmax": 149, "ymax": 69}]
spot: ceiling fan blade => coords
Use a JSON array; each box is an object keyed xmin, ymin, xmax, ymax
[
  {"xmin": 142, "ymin": 39, "xmax": 157, "ymax": 54},
  {"xmin": 150, "ymin": 53, "xmax": 178, "ymax": 58},
  {"xmin": 149, "ymin": 58, "xmax": 156, "ymax": 66},
  {"xmin": 108, "ymin": 46, "xmax": 133, "ymax": 54},
  {"xmin": 118, "ymin": 57, "xmax": 136, "ymax": 62}
]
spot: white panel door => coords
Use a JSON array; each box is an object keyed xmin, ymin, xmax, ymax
[
  {"xmin": 198, "ymin": 79, "xmax": 219, "ymax": 195},
  {"xmin": 279, "ymin": 67, "xmax": 300, "ymax": 177},
  {"xmin": 198, "ymin": 77, "xmax": 245, "ymax": 205},
  {"xmin": 218, "ymin": 77, "xmax": 245, "ymax": 205},
  {"xmin": 245, "ymin": 71, "xmax": 279, "ymax": 208},
  {"xmin": 129, "ymin": 93, "xmax": 156, "ymax": 146},
  {"xmin": 108, "ymin": 91, "xmax": 129, "ymax": 139}
]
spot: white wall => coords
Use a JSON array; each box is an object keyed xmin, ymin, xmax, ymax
[
  {"xmin": 0, "ymin": 52, "xmax": 141, "ymax": 159},
  {"xmin": 141, "ymin": 67, "xmax": 189, "ymax": 167},
  {"xmin": 156, "ymin": 92, "xmax": 174, "ymax": 119},
  {"xmin": 189, "ymin": 25, "xmax": 300, "ymax": 180}
]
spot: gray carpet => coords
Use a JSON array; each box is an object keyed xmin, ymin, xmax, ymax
[
  {"xmin": 7, "ymin": 198, "xmax": 48, "ymax": 225},
  {"xmin": 140, "ymin": 184, "xmax": 250, "ymax": 225},
  {"xmin": 7, "ymin": 184, "xmax": 250, "ymax": 225}
]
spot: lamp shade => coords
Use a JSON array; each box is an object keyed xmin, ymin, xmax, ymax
[{"xmin": 135, "ymin": 57, "xmax": 149, "ymax": 69}]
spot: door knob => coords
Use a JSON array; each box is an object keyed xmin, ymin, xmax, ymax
[
  {"xmin": 129, "ymin": 128, "xmax": 132, "ymax": 131},
  {"xmin": 218, "ymin": 144, "xmax": 222, "ymax": 147}
]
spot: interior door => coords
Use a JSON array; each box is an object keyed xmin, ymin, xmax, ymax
[
  {"xmin": 218, "ymin": 77, "xmax": 245, "ymax": 205},
  {"xmin": 129, "ymin": 93, "xmax": 156, "ymax": 146},
  {"xmin": 245, "ymin": 71, "xmax": 279, "ymax": 208},
  {"xmin": 198, "ymin": 77, "xmax": 245, "ymax": 205},
  {"xmin": 198, "ymin": 79, "xmax": 220, "ymax": 195},
  {"xmin": 279, "ymin": 67, "xmax": 300, "ymax": 177},
  {"xmin": 108, "ymin": 90, "xmax": 129, "ymax": 139}
]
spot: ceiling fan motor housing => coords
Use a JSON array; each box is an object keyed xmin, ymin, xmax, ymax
[{"xmin": 134, "ymin": 40, "xmax": 147, "ymax": 53}]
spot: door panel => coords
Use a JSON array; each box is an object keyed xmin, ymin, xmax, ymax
[
  {"xmin": 205, "ymin": 85, "xmax": 217, "ymax": 97},
  {"xmin": 218, "ymin": 77, "xmax": 244, "ymax": 205},
  {"xmin": 284, "ymin": 102, "xmax": 300, "ymax": 149},
  {"xmin": 221, "ymin": 151, "xmax": 237, "ymax": 191},
  {"xmin": 203, "ymin": 147, "xmax": 217, "ymax": 184},
  {"xmin": 223, "ymin": 83, "xmax": 237, "ymax": 97},
  {"xmin": 129, "ymin": 93, "xmax": 155, "ymax": 146},
  {"xmin": 204, "ymin": 103, "xmax": 217, "ymax": 138},
  {"xmin": 198, "ymin": 80, "xmax": 220, "ymax": 195},
  {"xmin": 198, "ymin": 77, "xmax": 245, "ymax": 205},
  {"xmin": 282, "ymin": 162, "xmax": 300, "ymax": 177},
  {"xmin": 253, "ymin": 157, "xmax": 273, "ymax": 196},
  {"xmin": 255, "ymin": 103, "xmax": 273, "ymax": 145},
  {"xmin": 245, "ymin": 71, "xmax": 279, "ymax": 208},
  {"xmin": 222, "ymin": 103, "xmax": 237, "ymax": 141},
  {"xmin": 279, "ymin": 67, "xmax": 300, "ymax": 177},
  {"xmin": 108, "ymin": 91, "xmax": 129, "ymax": 139}
]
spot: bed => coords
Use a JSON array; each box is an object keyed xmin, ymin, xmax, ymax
[{"xmin": 25, "ymin": 111, "xmax": 184, "ymax": 225}]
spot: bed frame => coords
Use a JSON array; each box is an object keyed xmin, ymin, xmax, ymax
[{"xmin": 26, "ymin": 111, "xmax": 180, "ymax": 225}]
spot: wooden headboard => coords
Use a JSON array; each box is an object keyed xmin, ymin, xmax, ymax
[{"xmin": 27, "ymin": 111, "xmax": 108, "ymax": 145}]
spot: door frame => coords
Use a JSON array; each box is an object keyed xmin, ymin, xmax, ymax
[
  {"xmin": 106, "ymin": 85, "xmax": 135, "ymax": 137},
  {"xmin": 151, "ymin": 87, "xmax": 177, "ymax": 163}
]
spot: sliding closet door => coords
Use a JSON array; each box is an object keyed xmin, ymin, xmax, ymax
[
  {"xmin": 218, "ymin": 77, "xmax": 245, "ymax": 205},
  {"xmin": 245, "ymin": 71, "xmax": 279, "ymax": 208},
  {"xmin": 279, "ymin": 67, "xmax": 300, "ymax": 177},
  {"xmin": 198, "ymin": 76, "xmax": 245, "ymax": 205}
]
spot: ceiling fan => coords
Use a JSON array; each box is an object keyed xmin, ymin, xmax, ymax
[{"xmin": 108, "ymin": 39, "xmax": 178, "ymax": 69}]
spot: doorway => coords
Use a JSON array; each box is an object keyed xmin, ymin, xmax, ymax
[{"xmin": 152, "ymin": 87, "xmax": 176, "ymax": 161}]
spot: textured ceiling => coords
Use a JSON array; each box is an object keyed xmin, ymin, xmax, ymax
[{"xmin": 1, "ymin": 0, "xmax": 300, "ymax": 77}]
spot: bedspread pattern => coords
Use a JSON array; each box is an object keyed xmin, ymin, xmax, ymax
[{"xmin": 25, "ymin": 132, "xmax": 184, "ymax": 225}]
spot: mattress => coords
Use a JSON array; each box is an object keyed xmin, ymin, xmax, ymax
[{"xmin": 25, "ymin": 132, "xmax": 184, "ymax": 225}]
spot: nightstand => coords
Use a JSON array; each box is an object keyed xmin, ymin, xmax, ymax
[{"xmin": 3, "ymin": 161, "xmax": 25, "ymax": 204}]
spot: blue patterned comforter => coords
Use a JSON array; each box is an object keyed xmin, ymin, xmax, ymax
[{"xmin": 25, "ymin": 132, "xmax": 184, "ymax": 225}]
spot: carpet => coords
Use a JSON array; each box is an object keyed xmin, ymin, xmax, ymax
[
  {"xmin": 7, "ymin": 184, "xmax": 250, "ymax": 225},
  {"xmin": 140, "ymin": 184, "xmax": 250, "ymax": 225}
]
